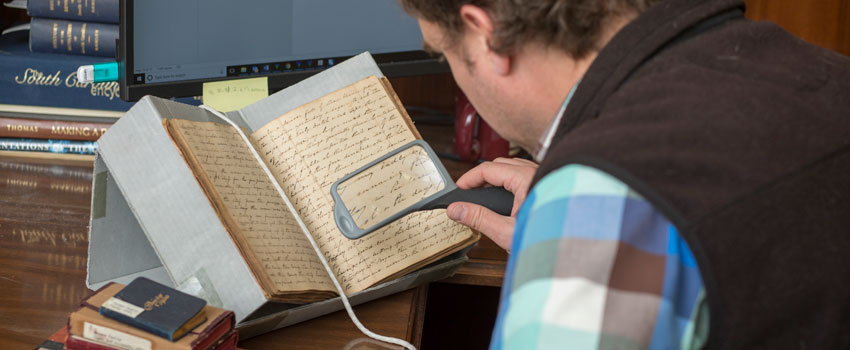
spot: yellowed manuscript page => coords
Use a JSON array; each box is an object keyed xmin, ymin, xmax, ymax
[
  {"xmin": 252, "ymin": 76, "xmax": 473, "ymax": 294},
  {"xmin": 167, "ymin": 119, "xmax": 335, "ymax": 301}
]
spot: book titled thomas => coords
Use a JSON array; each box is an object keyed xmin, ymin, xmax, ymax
[{"xmin": 99, "ymin": 277, "xmax": 207, "ymax": 341}]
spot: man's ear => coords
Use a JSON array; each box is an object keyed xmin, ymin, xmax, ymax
[{"xmin": 459, "ymin": 4, "xmax": 511, "ymax": 76}]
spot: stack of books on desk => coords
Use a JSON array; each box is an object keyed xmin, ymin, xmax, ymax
[{"xmin": 40, "ymin": 278, "xmax": 237, "ymax": 350}]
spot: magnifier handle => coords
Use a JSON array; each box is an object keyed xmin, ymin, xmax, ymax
[{"xmin": 423, "ymin": 187, "xmax": 514, "ymax": 216}]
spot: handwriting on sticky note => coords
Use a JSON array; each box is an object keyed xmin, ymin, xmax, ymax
[{"xmin": 203, "ymin": 77, "xmax": 268, "ymax": 112}]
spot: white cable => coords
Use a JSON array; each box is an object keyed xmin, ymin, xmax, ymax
[{"xmin": 200, "ymin": 105, "xmax": 416, "ymax": 350}]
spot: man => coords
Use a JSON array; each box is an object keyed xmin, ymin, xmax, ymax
[{"xmin": 400, "ymin": 0, "xmax": 850, "ymax": 349}]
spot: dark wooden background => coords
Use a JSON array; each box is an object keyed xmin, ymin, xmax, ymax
[{"xmin": 0, "ymin": 1, "xmax": 847, "ymax": 349}]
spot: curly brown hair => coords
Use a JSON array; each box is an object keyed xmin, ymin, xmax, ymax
[{"xmin": 399, "ymin": 0, "xmax": 662, "ymax": 58}]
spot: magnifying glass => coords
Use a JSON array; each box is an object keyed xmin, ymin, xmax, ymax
[{"xmin": 331, "ymin": 139, "xmax": 514, "ymax": 239}]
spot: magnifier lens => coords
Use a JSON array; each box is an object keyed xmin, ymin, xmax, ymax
[{"xmin": 336, "ymin": 144, "xmax": 446, "ymax": 229}]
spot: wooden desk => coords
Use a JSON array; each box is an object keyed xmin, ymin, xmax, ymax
[
  {"xmin": 0, "ymin": 116, "xmax": 507, "ymax": 350},
  {"xmin": 0, "ymin": 155, "xmax": 427, "ymax": 349}
]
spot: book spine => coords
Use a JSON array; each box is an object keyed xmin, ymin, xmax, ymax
[
  {"xmin": 189, "ymin": 312, "xmax": 234, "ymax": 350},
  {"xmin": 1, "ymin": 172, "xmax": 92, "ymax": 208},
  {"xmin": 0, "ymin": 40, "xmax": 133, "ymax": 111},
  {"xmin": 29, "ymin": 18, "xmax": 118, "ymax": 57},
  {"xmin": 67, "ymin": 312, "xmax": 156, "ymax": 350},
  {"xmin": 0, "ymin": 116, "xmax": 111, "ymax": 141},
  {"xmin": 0, "ymin": 138, "xmax": 98, "ymax": 155},
  {"xmin": 0, "ymin": 158, "xmax": 93, "ymax": 179},
  {"xmin": 65, "ymin": 335, "xmax": 118, "ymax": 350},
  {"xmin": 209, "ymin": 330, "xmax": 237, "ymax": 350},
  {"xmin": 0, "ymin": 31, "xmax": 203, "ymax": 112},
  {"xmin": 27, "ymin": 0, "xmax": 120, "ymax": 24},
  {"xmin": 98, "ymin": 307, "xmax": 175, "ymax": 341},
  {"xmin": 0, "ymin": 160, "xmax": 93, "ymax": 208}
]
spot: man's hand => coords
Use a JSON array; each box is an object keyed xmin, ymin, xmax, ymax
[{"xmin": 446, "ymin": 157, "xmax": 537, "ymax": 251}]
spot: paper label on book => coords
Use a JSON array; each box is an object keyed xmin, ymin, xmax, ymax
[
  {"xmin": 102, "ymin": 297, "xmax": 145, "ymax": 318},
  {"xmin": 83, "ymin": 322, "xmax": 152, "ymax": 350}
]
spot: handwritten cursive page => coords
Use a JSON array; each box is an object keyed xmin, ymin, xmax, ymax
[
  {"xmin": 337, "ymin": 144, "xmax": 446, "ymax": 229},
  {"xmin": 167, "ymin": 119, "xmax": 335, "ymax": 300},
  {"xmin": 252, "ymin": 76, "xmax": 473, "ymax": 294}
]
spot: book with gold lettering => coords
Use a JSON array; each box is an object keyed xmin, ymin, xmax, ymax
[
  {"xmin": 27, "ymin": 0, "xmax": 120, "ymax": 24},
  {"xmin": 29, "ymin": 17, "xmax": 118, "ymax": 57},
  {"xmin": 87, "ymin": 52, "xmax": 475, "ymax": 338},
  {"xmin": 69, "ymin": 282, "xmax": 235, "ymax": 350},
  {"xmin": 0, "ymin": 116, "xmax": 111, "ymax": 141},
  {"xmin": 0, "ymin": 30, "xmax": 200, "ymax": 119},
  {"xmin": 0, "ymin": 137, "xmax": 97, "ymax": 154},
  {"xmin": 99, "ymin": 277, "xmax": 207, "ymax": 341}
]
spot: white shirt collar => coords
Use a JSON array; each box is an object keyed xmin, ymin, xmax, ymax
[{"xmin": 533, "ymin": 81, "xmax": 580, "ymax": 162}]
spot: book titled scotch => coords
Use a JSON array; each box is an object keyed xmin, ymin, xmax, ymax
[
  {"xmin": 164, "ymin": 74, "xmax": 477, "ymax": 303},
  {"xmin": 99, "ymin": 277, "xmax": 207, "ymax": 341},
  {"xmin": 69, "ymin": 283, "xmax": 235, "ymax": 350}
]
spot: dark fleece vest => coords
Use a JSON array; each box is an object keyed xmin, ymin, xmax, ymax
[{"xmin": 532, "ymin": 0, "xmax": 850, "ymax": 348}]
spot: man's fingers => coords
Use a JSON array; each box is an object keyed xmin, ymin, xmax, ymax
[
  {"xmin": 456, "ymin": 161, "xmax": 535, "ymax": 191},
  {"xmin": 447, "ymin": 202, "xmax": 515, "ymax": 250},
  {"xmin": 456, "ymin": 162, "xmax": 505, "ymax": 189},
  {"xmin": 492, "ymin": 157, "xmax": 538, "ymax": 167}
]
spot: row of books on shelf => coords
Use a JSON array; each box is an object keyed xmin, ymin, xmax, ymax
[
  {"xmin": 0, "ymin": 20, "xmax": 200, "ymax": 161},
  {"xmin": 4, "ymin": 0, "xmax": 118, "ymax": 57},
  {"xmin": 37, "ymin": 277, "xmax": 238, "ymax": 350},
  {"xmin": 0, "ymin": 116, "xmax": 105, "ymax": 157}
]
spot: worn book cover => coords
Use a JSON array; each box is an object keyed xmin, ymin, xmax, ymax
[
  {"xmin": 35, "ymin": 325, "xmax": 68, "ymax": 350},
  {"xmin": 70, "ymin": 283, "xmax": 234, "ymax": 350},
  {"xmin": 88, "ymin": 53, "xmax": 474, "ymax": 333},
  {"xmin": 164, "ymin": 74, "xmax": 478, "ymax": 304},
  {"xmin": 99, "ymin": 277, "xmax": 207, "ymax": 341},
  {"xmin": 66, "ymin": 334, "xmax": 123, "ymax": 350},
  {"xmin": 0, "ymin": 116, "xmax": 111, "ymax": 141}
]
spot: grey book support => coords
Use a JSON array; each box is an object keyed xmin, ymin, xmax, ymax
[{"xmin": 86, "ymin": 53, "xmax": 467, "ymax": 337}]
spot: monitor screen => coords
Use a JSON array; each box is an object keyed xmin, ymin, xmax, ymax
[{"xmin": 119, "ymin": 0, "xmax": 446, "ymax": 101}]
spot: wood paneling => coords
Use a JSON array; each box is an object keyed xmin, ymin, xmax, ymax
[
  {"xmin": 389, "ymin": 74, "xmax": 457, "ymax": 114},
  {"xmin": 746, "ymin": 0, "xmax": 850, "ymax": 56}
]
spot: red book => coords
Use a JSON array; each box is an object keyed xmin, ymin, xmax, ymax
[
  {"xmin": 35, "ymin": 325, "xmax": 69, "ymax": 350},
  {"xmin": 211, "ymin": 330, "xmax": 238, "ymax": 350},
  {"xmin": 66, "ymin": 334, "xmax": 119, "ymax": 350}
]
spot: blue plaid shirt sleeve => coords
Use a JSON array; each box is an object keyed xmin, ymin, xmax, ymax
[{"xmin": 490, "ymin": 164, "xmax": 709, "ymax": 350}]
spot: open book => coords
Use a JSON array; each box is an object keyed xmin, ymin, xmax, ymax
[{"xmin": 164, "ymin": 75, "xmax": 477, "ymax": 303}]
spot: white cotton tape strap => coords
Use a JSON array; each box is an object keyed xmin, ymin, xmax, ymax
[{"xmin": 199, "ymin": 105, "xmax": 416, "ymax": 350}]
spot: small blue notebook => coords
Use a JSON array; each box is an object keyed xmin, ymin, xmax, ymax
[{"xmin": 98, "ymin": 277, "xmax": 207, "ymax": 341}]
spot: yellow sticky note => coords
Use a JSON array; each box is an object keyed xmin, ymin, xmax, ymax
[{"xmin": 202, "ymin": 77, "xmax": 269, "ymax": 112}]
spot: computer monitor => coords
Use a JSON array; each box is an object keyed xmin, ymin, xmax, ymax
[{"xmin": 118, "ymin": 0, "xmax": 446, "ymax": 102}]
